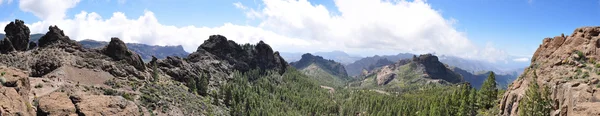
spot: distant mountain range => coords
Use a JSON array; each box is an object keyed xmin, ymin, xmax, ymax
[
  {"xmin": 1, "ymin": 34, "xmax": 189, "ymax": 60},
  {"xmin": 78, "ymin": 39, "xmax": 189, "ymax": 60},
  {"xmin": 281, "ymin": 51, "xmax": 362, "ymax": 64}
]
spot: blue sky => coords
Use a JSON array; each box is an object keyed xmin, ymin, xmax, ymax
[{"xmin": 0, "ymin": 0, "xmax": 599, "ymax": 62}]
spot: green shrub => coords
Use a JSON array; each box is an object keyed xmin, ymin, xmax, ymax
[
  {"xmin": 575, "ymin": 50, "xmax": 585, "ymax": 61},
  {"xmin": 34, "ymin": 84, "xmax": 43, "ymax": 88},
  {"xmin": 582, "ymin": 72, "xmax": 590, "ymax": 78},
  {"xmin": 103, "ymin": 88, "xmax": 118, "ymax": 96},
  {"xmin": 122, "ymin": 93, "xmax": 134, "ymax": 101}
]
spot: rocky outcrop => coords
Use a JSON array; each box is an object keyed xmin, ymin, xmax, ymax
[
  {"xmin": 0, "ymin": 19, "xmax": 31, "ymax": 53},
  {"xmin": 37, "ymin": 92, "xmax": 77, "ymax": 116},
  {"xmin": 412, "ymin": 54, "xmax": 463, "ymax": 83},
  {"xmin": 290, "ymin": 53, "xmax": 348, "ymax": 78},
  {"xmin": 197, "ymin": 35, "xmax": 287, "ymax": 74},
  {"xmin": 37, "ymin": 26, "xmax": 82, "ymax": 52},
  {"xmin": 500, "ymin": 27, "xmax": 600, "ymax": 116},
  {"xmin": 102, "ymin": 38, "xmax": 146, "ymax": 70}
]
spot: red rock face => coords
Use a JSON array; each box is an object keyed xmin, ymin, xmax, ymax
[{"xmin": 500, "ymin": 26, "xmax": 600, "ymax": 116}]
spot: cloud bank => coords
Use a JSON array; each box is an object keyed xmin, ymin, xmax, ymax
[{"xmin": 2, "ymin": 0, "xmax": 510, "ymax": 62}]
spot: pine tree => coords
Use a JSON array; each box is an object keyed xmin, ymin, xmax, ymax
[
  {"xmin": 478, "ymin": 71, "xmax": 498, "ymax": 109},
  {"xmin": 457, "ymin": 83, "xmax": 471, "ymax": 116},
  {"xmin": 468, "ymin": 88, "xmax": 478, "ymax": 115},
  {"xmin": 518, "ymin": 80, "xmax": 552, "ymax": 116}
]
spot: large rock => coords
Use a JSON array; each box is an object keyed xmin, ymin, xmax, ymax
[
  {"xmin": 0, "ymin": 19, "xmax": 31, "ymax": 53},
  {"xmin": 71, "ymin": 95, "xmax": 141, "ymax": 116},
  {"xmin": 500, "ymin": 26, "xmax": 600, "ymax": 116},
  {"xmin": 37, "ymin": 92, "xmax": 77, "ymax": 116},
  {"xmin": 37, "ymin": 26, "xmax": 81, "ymax": 50},
  {"xmin": 102, "ymin": 37, "xmax": 146, "ymax": 70}
]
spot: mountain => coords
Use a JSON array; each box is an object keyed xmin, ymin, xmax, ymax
[
  {"xmin": 281, "ymin": 51, "xmax": 362, "ymax": 64},
  {"xmin": 345, "ymin": 53, "xmax": 414, "ymax": 77},
  {"xmin": 78, "ymin": 39, "xmax": 189, "ymax": 60},
  {"xmin": 450, "ymin": 67, "xmax": 517, "ymax": 89},
  {"xmin": 290, "ymin": 53, "xmax": 349, "ymax": 87},
  {"xmin": 500, "ymin": 27, "xmax": 600, "ymax": 115},
  {"xmin": 351, "ymin": 54, "xmax": 463, "ymax": 92},
  {"xmin": 313, "ymin": 51, "xmax": 363, "ymax": 64}
]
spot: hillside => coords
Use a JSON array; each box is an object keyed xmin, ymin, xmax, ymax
[
  {"xmin": 500, "ymin": 27, "xmax": 600, "ymax": 115},
  {"xmin": 290, "ymin": 53, "xmax": 350, "ymax": 87}
]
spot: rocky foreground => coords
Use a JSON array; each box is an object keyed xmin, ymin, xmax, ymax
[
  {"xmin": 0, "ymin": 19, "xmax": 287, "ymax": 115},
  {"xmin": 500, "ymin": 27, "xmax": 600, "ymax": 115}
]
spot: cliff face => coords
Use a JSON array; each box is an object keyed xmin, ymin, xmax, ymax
[{"xmin": 500, "ymin": 27, "xmax": 600, "ymax": 116}]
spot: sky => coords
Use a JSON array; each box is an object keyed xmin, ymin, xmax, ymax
[{"xmin": 0, "ymin": 0, "xmax": 599, "ymax": 63}]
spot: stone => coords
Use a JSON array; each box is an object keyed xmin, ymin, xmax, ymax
[
  {"xmin": 37, "ymin": 92, "xmax": 77, "ymax": 116},
  {"xmin": 102, "ymin": 37, "xmax": 146, "ymax": 70},
  {"xmin": 73, "ymin": 95, "xmax": 141, "ymax": 116}
]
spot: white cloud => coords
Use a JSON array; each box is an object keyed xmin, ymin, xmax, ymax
[
  {"xmin": 19, "ymin": 11, "xmax": 311, "ymax": 53},
  {"xmin": 513, "ymin": 57, "xmax": 530, "ymax": 62},
  {"xmin": 240, "ymin": 0, "xmax": 507, "ymax": 62},
  {"xmin": 233, "ymin": 2, "xmax": 247, "ymax": 10},
  {"xmin": 19, "ymin": 0, "xmax": 81, "ymax": 21},
  {"xmin": 5, "ymin": 0, "xmax": 510, "ymax": 62}
]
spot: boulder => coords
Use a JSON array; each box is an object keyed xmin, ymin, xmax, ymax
[
  {"xmin": 72, "ymin": 95, "xmax": 141, "ymax": 116},
  {"xmin": 37, "ymin": 92, "xmax": 77, "ymax": 116},
  {"xmin": 0, "ymin": 19, "xmax": 30, "ymax": 53},
  {"xmin": 102, "ymin": 37, "xmax": 146, "ymax": 70}
]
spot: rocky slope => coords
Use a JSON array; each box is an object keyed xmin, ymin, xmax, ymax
[
  {"xmin": 352, "ymin": 54, "xmax": 463, "ymax": 91},
  {"xmin": 499, "ymin": 27, "xmax": 600, "ymax": 115},
  {"xmin": 290, "ymin": 53, "xmax": 349, "ymax": 86},
  {"xmin": 79, "ymin": 39, "xmax": 189, "ymax": 60},
  {"xmin": 0, "ymin": 19, "xmax": 288, "ymax": 115}
]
